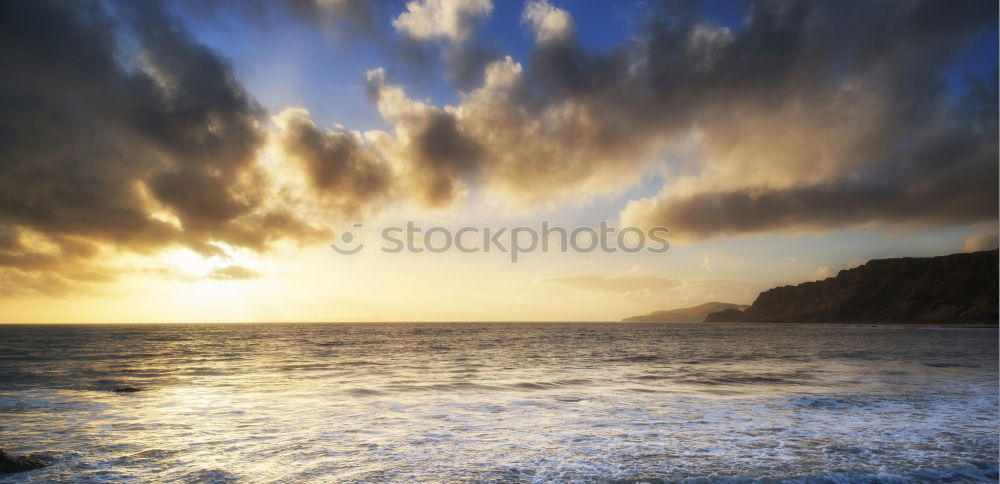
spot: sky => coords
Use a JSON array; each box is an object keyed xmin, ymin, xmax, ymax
[{"xmin": 0, "ymin": 0, "xmax": 997, "ymax": 323}]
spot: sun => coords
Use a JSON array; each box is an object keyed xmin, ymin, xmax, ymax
[
  {"xmin": 162, "ymin": 243, "xmax": 263, "ymax": 280},
  {"xmin": 164, "ymin": 249, "xmax": 219, "ymax": 278}
]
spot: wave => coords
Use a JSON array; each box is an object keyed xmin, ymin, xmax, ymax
[
  {"xmin": 674, "ymin": 370, "xmax": 813, "ymax": 387},
  {"xmin": 608, "ymin": 354, "xmax": 662, "ymax": 362},
  {"xmin": 787, "ymin": 396, "xmax": 860, "ymax": 409},
  {"xmin": 924, "ymin": 362, "xmax": 981, "ymax": 368},
  {"xmin": 664, "ymin": 461, "xmax": 999, "ymax": 483}
]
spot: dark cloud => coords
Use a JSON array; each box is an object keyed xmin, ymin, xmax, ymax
[
  {"xmin": 2, "ymin": 0, "xmax": 997, "ymax": 297},
  {"xmin": 624, "ymin": 76, "xmax": 1000, "ymax": 238},
  {"xmin": 408, "ymin": 110, "xmax": 485, "ymax": 205},
  {"xmin": 171, "ymin": 0, "xmax": 1000, "ymax": 231},
  {"xmin": 384, "ymin": 0, "xmax": 502, "ymax": 90},
  {"xmin": 274, "ymin": 108, "xmax": 393, "ymax": 217},
  {"xmin": 363, "ymin": 68, "xmax": 489, "ymax": 206},
  {"xmin": 627, "ymin": 161, "xmax": 997, "ymax": 239},
  {"xmin": 0, "ymin": 0, "xmax": 324, "ymax": 295},
  {"xmin": 441, "ymin": 42, "xmax": 503, "ymax": 89},
  {"xmin": 359, "ymin": 0, "xmax": 998, "ymax": 234},
  {"xmin": 522, "ymin": 0, "xmax": 998, "ymax": 237}
]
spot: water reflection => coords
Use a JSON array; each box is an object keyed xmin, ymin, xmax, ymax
[{"xmin": 0, "ymin": 323, "xmax": 996, "ymax": 482}]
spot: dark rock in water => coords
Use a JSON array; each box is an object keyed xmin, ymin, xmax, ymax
[
  {"xmin": 113, "ymin": 386, "xmax": 143, "ymax": 393},
  {"xmin": 713, "ymin": 250, "xmax": 998, "ymax": 324},
  {"xmin": 0, "ymin": 449, "xmax": 46, "ymax": 473},
  {"xmin": 703, "ymin": 308, "xmax": 745, "ymax": 322}
]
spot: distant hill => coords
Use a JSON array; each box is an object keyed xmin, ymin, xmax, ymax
[
  {"xmin": 703, "ymin": 308, "xmax": 745, "ymax": 322},
  {"xmin": 705, "ymin": 250, "xmax": 999, "ymax": 324},
  {"xmin": 623, "ymin": 302, "xmax": 749, "ymax": 323}
]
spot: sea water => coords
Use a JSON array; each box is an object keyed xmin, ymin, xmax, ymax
[{"xmin": 0, "ymin": 323, "xmax": 996, "ymax": 483}]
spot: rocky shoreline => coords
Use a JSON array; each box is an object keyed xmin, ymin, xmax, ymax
[{"xmin": 706, "ymin": 250, "xmax": 999, "ymax": 324}]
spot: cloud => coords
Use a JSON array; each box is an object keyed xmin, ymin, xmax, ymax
[
  {"xmin": 814, "ymin": 266, "xmax": 833, "ymax": 280},
  {"xmin": 610, "ymin": 1, "xmax": 999, "ymax": 238},
  {"xmin": 364, "ymin": 68, "xmax": 486, "ymax": 206},
  {"xmin": 621, "ymin": 113, "xmax": 998, "ymax": 239},
  {"xmin": 0, "ymin": 0, "xmax": 325, "ymax": 295},
  {"xmin": 3, "ymin": 0, "xmax": 997, "ymax": 297},
  {"xmin": 273, "ymin": 108, "xmax": 394, "ymax": 218},
  {"xmin": 208, "ymin": 265, "xmax": 260, "ymax": 280},
  {"xmin": 962, "ymin": 225, "xmax": 1000, "ymax": 252},
  {"xmin": 392, "ymin": 0, "xmax": 493, "ymax": 42},
  {"xmin": 391, "ymin": 0, "xmax": 501, "ymax": 88},
  {"xmin": 619, "ymin": 62, "xmax": 999, "ymax": 238},
  {"xmin": 522, "ymin": 0, "xmax": 574, "ymax": 44},
  {"xmin": 363, "ymin": 54, "xmax": 667, "ymax": 206},
  {"xmin": 358, "ymin": 0, "xmax": 997, "ymax": 233},
  {"xmin": 192, "ymin": 0, "xmax": 1000, "ymax": 240}
]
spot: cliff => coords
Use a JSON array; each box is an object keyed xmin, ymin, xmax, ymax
[
  {"xmin": 703, "ymin": 308, "xmax": 746, "ymax": 322},
  {"xmin": 707, "ymin": 250, "xmax": 998, "ymax": 324},
  {"xmin": 623, "ymin": 302, "xmax": 749, "ymax": 323}
]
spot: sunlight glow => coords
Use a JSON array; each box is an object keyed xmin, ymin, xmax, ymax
[{"xmin": 165, "ymin": 249, "xmax": 218, "ymax": 277}]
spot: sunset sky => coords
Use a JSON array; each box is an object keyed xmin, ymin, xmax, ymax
[{"xmin": 1, "ymin": 0, "xmax": 997, "ymax": 323}]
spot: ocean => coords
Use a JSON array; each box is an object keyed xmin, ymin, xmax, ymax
[{"xmin": 0, "ymin": 323, "xmax": 996, "ymax": 483}]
